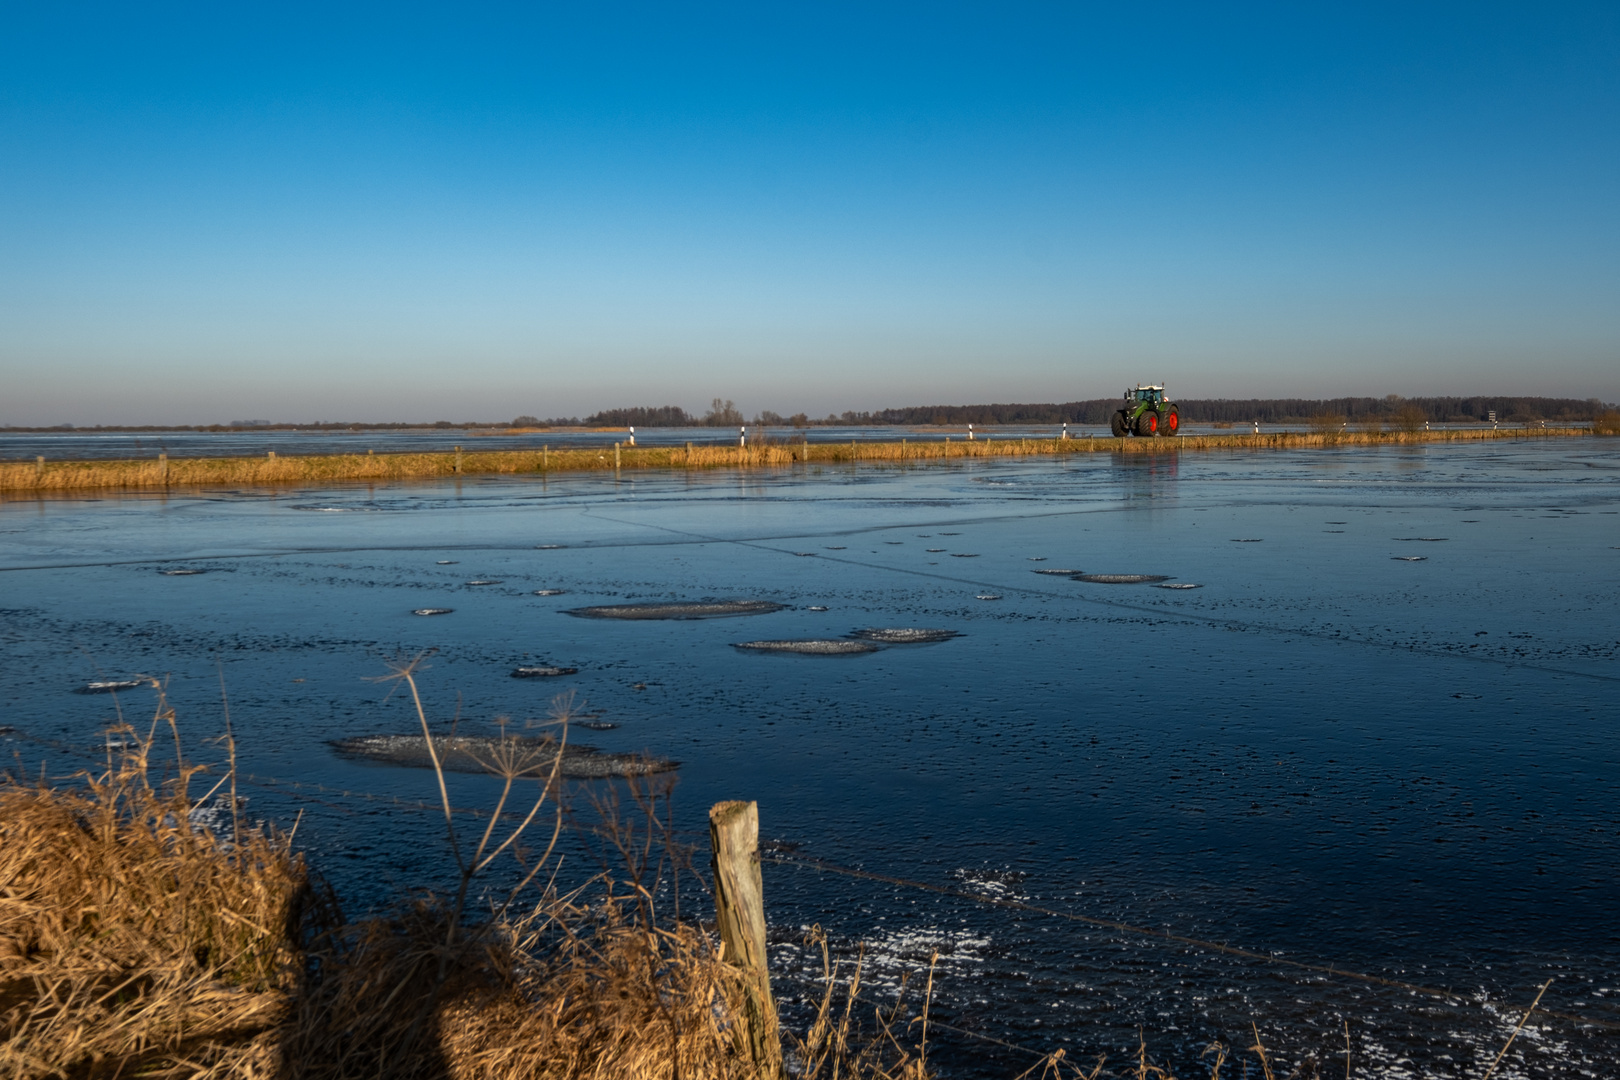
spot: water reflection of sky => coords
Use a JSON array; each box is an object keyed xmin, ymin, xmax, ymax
[{"xmin": 2, "ymin": 438, "xmax": 1617, "ymax": 1078}]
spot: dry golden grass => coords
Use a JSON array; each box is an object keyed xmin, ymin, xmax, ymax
[
  {"xmin": 1, "ymin": 674, "xmax": 935, "ymax": 1080},
  {"xmin": 0, "ymin": 425, "xmax": 1596, "ymax": 494},
  {"xmin": 0, "ymin": 686, "xmax": 304, "ymax": 1079},
  {"xmin": 1593, "ymin": 410, "xmax": 1620, "ymax": 435}
]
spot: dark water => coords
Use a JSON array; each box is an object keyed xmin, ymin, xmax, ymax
[{"xmin": 2, "ymin": 440, "xmax": 1616, "ymax": 1077}]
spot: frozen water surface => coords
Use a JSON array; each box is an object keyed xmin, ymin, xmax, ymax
[{"xmin": 2, "ymin": 439, "xmax": 1618, "ymax": 1077}]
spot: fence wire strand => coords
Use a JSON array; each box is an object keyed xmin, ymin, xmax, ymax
[{"xmin": 5, "ymin": 724, "xmax": 1615, "ymax": 1036}]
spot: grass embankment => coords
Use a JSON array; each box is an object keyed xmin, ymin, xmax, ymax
[{"xmin": 0, "ymin": 425, "xmax": 1596, "ymax": 494}]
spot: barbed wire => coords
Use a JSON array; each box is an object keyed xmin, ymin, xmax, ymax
[{"xmin": 5, "ymin": 725, "xmax": 1615, "ymax": 1034}]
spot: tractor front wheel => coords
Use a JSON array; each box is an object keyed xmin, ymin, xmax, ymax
[
  {"xmin": 1110, "ymin": 411, "xmax": 1130, "ymax": 437},
  {"xmin": 1136, "ymin": 411, "xmax": 1158, "ymax": 436}
]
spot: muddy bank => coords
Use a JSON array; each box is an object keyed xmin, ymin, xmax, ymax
[{"xmin": 330, "ymin": 734, "xmax": 676, "ymax": 778}]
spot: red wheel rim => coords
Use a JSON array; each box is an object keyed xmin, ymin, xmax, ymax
[
  {"xmin": 1167, "ymin": 412, "xmax": 1178, "ymax": 432},
  {"xmin": 1143, "ymin": 414, "xmax": 1156, "ymax": 433}
]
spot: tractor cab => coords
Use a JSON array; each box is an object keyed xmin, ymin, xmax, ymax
[{"xmin": 1127, "ymin": 385, "xmax": 1165, "ymax": 406}]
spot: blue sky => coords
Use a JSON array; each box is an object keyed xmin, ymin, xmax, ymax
[{"xmin": 2, "ymin": 3, "xmax": 1617, "ymax": 424}]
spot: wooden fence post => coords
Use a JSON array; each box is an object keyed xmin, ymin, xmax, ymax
[
  {"xmin": 454, "ymin": 446, "xmax": 462, "ymax": 473},
  {"xmin": 709, "ymin": 800, "xmax": 783, "ymax": 1079},
  {"xmin": 36, "ymin": 456, "xmax": 45, "ymax": 484},
  {"xmin": 614, "ymin": 442, "xmax": 621, "ymax": 470},
  {"xmin": 158, "ymin": 452, "xmax": 168, "ymax": 485}
]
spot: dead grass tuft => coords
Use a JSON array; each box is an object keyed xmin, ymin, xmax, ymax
[
  {"xmin": 0, "ymin": 685, "xmax": 305, "ymax": 1078},
  {"xmin": 2, "ymin": 674, "xmax": 933, "ymax": 1079}
]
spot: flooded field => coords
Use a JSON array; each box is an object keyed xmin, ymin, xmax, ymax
[{"xmin": 2, "ymin": 439, "xmax": 1617, "ymax": 1077}]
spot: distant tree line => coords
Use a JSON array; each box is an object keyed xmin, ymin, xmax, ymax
[
  {"xmin": 841, "ymin": 395, "xmax": 1616, "ymax": 426},
  {"xmin": 574, "ymin": 394, "xmax": 1613, "ymax": 428},
  {"xmin": 8, "ymin": 395, "xmax": 1610, "ymax": 434}
]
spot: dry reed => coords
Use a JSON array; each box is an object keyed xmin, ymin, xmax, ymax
[
  {"xmin": 0, "ymin": 682, "xmax": 304, "ymax": 1078},
  {"xmin": 0, "ymin": 425, "xmax": 1596, "ymax": 494},
  {"xmin": 1, "ymin": 674, "xmax": 937, "ymax": 1080}
]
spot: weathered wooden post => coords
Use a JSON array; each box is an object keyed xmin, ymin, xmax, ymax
[
  {"xmin": 267, "ymin": 450, "xmax": 276, "ymax": 461},
  {"xmin": 614, "ymin": 442, "xmax": 621, "ymax": 470},
  {"xmin": 158, "ymin": 452, "xmax": 168, "ymax": 485},
  {"xmin": 35, "ymin": 456, "xmax": 45, "ymax": 484},
  {"xmin": 542, "ymin": 445, "xmax": 549, "ymax": 472},
  {"xmin": 709, "ymin": 800, "xmax": 783, "ymax": 1079},
  {"xmin": 454, "ymin": 446, "xmax": 463, "ymax": 473}
]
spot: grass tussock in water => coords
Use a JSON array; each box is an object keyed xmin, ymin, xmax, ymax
[
  {"xmin": 0, "ymin": 674, "xmax": 933, "ymax": 1080},
  {"xmin": 0, "ymin": 424, "xmax": 1597, "ymax": 492}
]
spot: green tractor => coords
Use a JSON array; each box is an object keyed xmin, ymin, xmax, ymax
[{"xmin": 1110, "ymin": 384, "xmax": 1179, "ymax": 437}]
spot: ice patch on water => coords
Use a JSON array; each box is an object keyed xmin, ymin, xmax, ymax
[
  {"xmin": 774, "ymin": 923, "xmax": 994, "ymax": 1000},
  {"xmin": 75, "ymin": 678, "xmax": 147, "ymax": 694},
  {"xmin": 330, "ymin": 734, "xmax": 675, "ymax": 777},
  {"xmin": 975, "ymin": 593, "xmax": 1002, "ymax": 600},
  {"xmin": 1074, "ymin": 573, "xmax": 1171, "ymax": 584},
  {"xmin": 512, "ymin": 666, "xmax": 578, "ymax": 678},
  {"xmin": 735, "ymin": 640, "xmax": 879, "ymax": 655},
  {"xmin": 1032, "ymin": 568, "xmax": 1081, "ymax": 575},
  {"xmin": 1392, "ymin": 556, "xmax": 1428, "ymax": 562},
  {"xmin": 1155, "ymin": 582, "xmax": 1203, "ymax": 589},
  {"xmin": 160, "ymin": 568, "xmax": 206, "ymax": 576},
  {"xmin": 953, "ymin": 867, "xmax": 1028, "ymax": 899},
  {"xmin": 466, "ymin": 579, "xmax": 503, "ymax": 585},
  {"xmin": 568, "ymin": 600, "xmax": 784, "ymax": 620},
  {"xmin": 850, "ymin": 628, "xmax": 959, "ymax": 643},
  {"xmin": 412, "ymin": 607, "xmax": 454, "ymax": 615}
]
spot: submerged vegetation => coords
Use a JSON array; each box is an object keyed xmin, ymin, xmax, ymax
[{"xmin": 0, "ymin": 423, "xmax": 1597, "ymax": 494}]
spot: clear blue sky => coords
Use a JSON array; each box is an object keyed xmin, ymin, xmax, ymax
[{"xmin": 2, "ymin": 3, "xmax": 1616, "ymax": 425}]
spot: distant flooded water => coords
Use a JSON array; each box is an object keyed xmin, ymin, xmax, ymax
[{"xmin": 3, "ymin": 439, "xmax": 1617, "ymax": 1078}]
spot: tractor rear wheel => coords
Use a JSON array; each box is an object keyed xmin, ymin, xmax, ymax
[
  {"xmin": 1162, "ymin": 407, "xmax": 1179, "ymax": 436},
  {"xmin": 1136, "ymin": 411, "xmax": 1158, "ymax": 436},
  {"xmin": 1110, "ymin": 411, "xmax": 1130, "ymax": 437}
]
